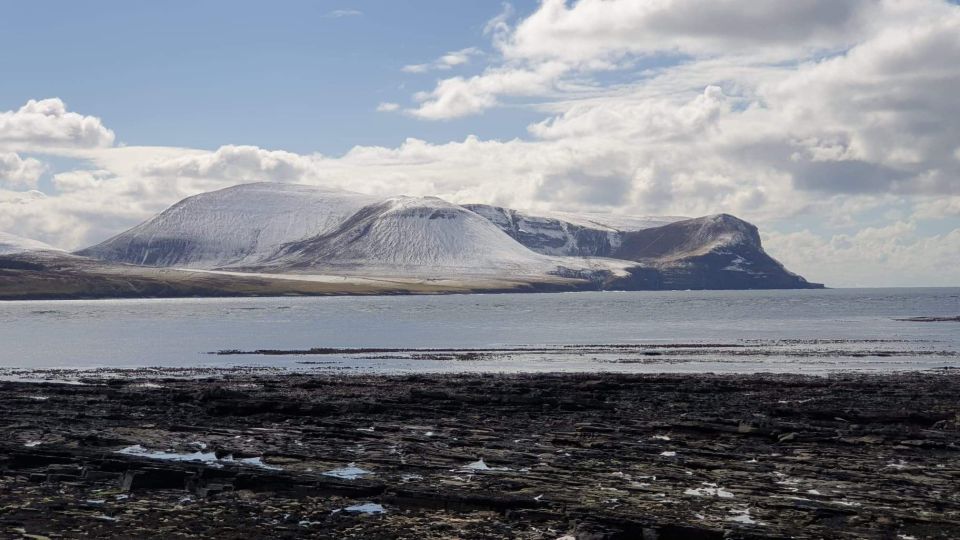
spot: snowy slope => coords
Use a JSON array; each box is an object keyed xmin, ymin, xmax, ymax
[
  {"xmin": 73, "ymin": 182, "xmax": 818, "ymax": 289},
  {"xmin": 526, "ymin": 210, "xmax": 686, "ymax": 232},
  {"xmin": 78, "ymin": 183, "xmax": 380, "ymax": 268},
  {"xmin": 465, "ymin": 204, "xmax": 685, "ymax": 257},
  {"xmin": 265, "ymin": 196, "xmax": 632, "ymax": 276},
  {"xmin": 0, "ymin": 232, "xmax": 61, "ymax": 256},
  {"xmin": 467, "ymin": 204, "xmax": 683, "ymax": 233}
]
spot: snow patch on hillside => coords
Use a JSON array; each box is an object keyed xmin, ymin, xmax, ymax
[
  {"xmin": 466, "ymin": 204, "xmax": 688, "ymax": 257},
  {"xmin": 467, "ymin": 204, "xmax": 685, "ymax": 234},
  {"xmin": 529, "ymin": 210, "xmax": 687, "ymax": 232}
]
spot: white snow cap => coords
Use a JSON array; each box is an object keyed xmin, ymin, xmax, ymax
[{"xmin": 82, "ymin": 182, "xmax": 638, "ymax": 278}]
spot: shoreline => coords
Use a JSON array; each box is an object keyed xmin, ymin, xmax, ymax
[
  {"xmin": 3, "ymin": 337, "xmax": 959, "ymax": 380},
  {"xmin": 2, "ymin": 371, "xmax": 958, "ymax": 538},
  {"xmin": 3, "ymin": 365, "xmax": 960, "ymax": 386}
]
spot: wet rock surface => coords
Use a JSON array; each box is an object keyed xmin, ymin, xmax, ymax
[
  {"xmin": 1, "ymin": 372, "xmax": 958, "ymax": 539},
  {"xmin": 895, "ymin": 316, "xmax": 960, "ymax": 322}
]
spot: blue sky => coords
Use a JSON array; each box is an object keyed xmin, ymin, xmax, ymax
[
  {"xmin": 1, "ymin": 0, "xmax": 959, "ymax": 286},
  {"xmin": 0, "ymin": 1, "xmax": 544, "ymax": 154}
]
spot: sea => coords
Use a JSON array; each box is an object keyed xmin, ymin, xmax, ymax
[{"xmin": 1, "ymin": 288, "xmax": 958, "ymax": 376}]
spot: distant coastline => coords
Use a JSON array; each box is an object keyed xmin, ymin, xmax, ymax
[{"xmin": 0, "ymin": 252, "xmax": 823, "ymax": 302}]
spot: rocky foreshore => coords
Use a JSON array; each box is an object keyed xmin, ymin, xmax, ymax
[{"xmin": 1, "ymin": 371, "xmax": 959, "ymax": 539}]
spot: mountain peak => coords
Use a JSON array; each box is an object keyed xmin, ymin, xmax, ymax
[{"xmin": 77, "ymin": 182, "xmax": 381, "ymax": 268}]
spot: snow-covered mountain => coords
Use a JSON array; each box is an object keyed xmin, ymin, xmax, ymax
[
  {"xmin": 80, "ymin": 183, "xmax": 632, "ymax": 278},
  {"xmin": 77, "ymin": 183, "xmax": 380, "ymax": 268},
  {"xmin": 76, "ymin": 182, "xmax": 821, "ymax": 290},
  {"xmin": 464, "ymin": 204, "xmax": 684, "ymax": 257},
  {"xmin": 0, "ymin": 232, "xmax": 64, "ymax": 256},
  {"xmin": 466, "ymin": 206, "xmax": 816, "ymax": 289},
  {"xmin": 261, "ymin": 196, "xmax": 628, "ymax": 276}
]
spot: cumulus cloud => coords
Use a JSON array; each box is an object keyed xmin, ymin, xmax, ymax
[
  {"xmin": 764, "ymin": 14, "xmax": 960, "ymax": 195},
  {"xmin": 499, "ymin": 0, "xmax": 894, "ymax": 63},
  {"xmin": 494, "ymin": 5, "xmax": 960, "ymax": 204},
  {"xmin": 409, "ymin": 0, "xmax": 958, "ymax": 122},
  {"xmin": 914, "ymin": 196, "xmax": 960, "ymax": 219},
  {"xmin": 376, "ymin": 102, "xmax": 400, "ymax": 112},
  {"xmin": 528, "ymin": 84, "xmax": 729, "ymax": 141},
  {"xmin": 127, "ymin": 105, "xmax": 790, "ymax": 222},
  {"xmin": 407, "ymin": 0, "xmax": 895, "ymax": 120},
  {"xmin": 139, "ymin": 145, "xmax": 318, "ymax": 184},
  {"xmin": 0, "ymin": 152, "xmax": 46, "ymax": 188},
  {"xmin": 0, "ymin": 146, "xmax": 215, "ymax": 250},
  {"xmin": 0, "ymin": 98, "xmax": 115, "ymax": 149},
  {"xmin": 52, "ymin": 169, "xmax": 113, "ymax": 192},
  {"xmin": 410, "ymin": 61, "xmax": 568, "ymax": 120},
  {"xmin": 0, "ymin": 178, "xmax": 162, "ymax": 251}
]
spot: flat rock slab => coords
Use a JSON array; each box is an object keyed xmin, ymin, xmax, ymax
[{"xmin": 1, "ymin": 371, "xmax": 959, "ymax": 539}]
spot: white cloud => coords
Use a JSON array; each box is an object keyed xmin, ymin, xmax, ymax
[
  {"xmin": 501, "ymin": 0, "xmax": 879, "ymax": 64},
  {"xmin": 914, "ymin": 196, "xmax": 960, "ymax": 219},
  {"xmin": 406, "ymin": 0, "xmax": 896, "ymax": 120},
  {"xmin": 0, "ymin": 179, "xmax": 164, "ymax": 251},
  {"xmin": 52, "ymin": 169, "xmax": 113, "ymax": 192},
  {"xmin": 325, "ymin": 9, "xmax": 362, "ymax": 18},
  {"xmin": 440, "ymin": 47, "xmax": 482, "ymax": 67},
  {"xmin": 0, "ymin": 152, "xmax": 46, "ymax": 188},
  {"xmin": 529, "ymin": 85, "xmax": 728, "ymax": 141},
  {"xmin": 410, "ymin": 61, "xmax": 568, "ymax": 120},
  {"xmin": 407, "ymin": 0, "xmax": 958, "ymax": 123},
  {"xmin": 484, "ymin": 2, "xmax": 515, "ymax": 40},
  {"xmin": 761, "ymin": 13, "xmax": 960, "ymax": 195},
  {"xmin": 0, "ymin": 98, "xmax": 115, "ymax": 150},
  {"xmin": 376, "ymin": 102, "xmax": 400, "ymax": 112},
  {"xmin": 139, "ymin": 145, "xmax": 317, "ymax": 183},
  {"xmin": 401, "ymin": 65, "xmax": 430, "ymax": 75},
  {"xmin": 402, "ymin": 47, "xmax": 483, "ymax": 73},
  {"xmin": 511, "ymin": 6, "xmax": 960, "ymax": 202},
  {"xmin": 764, "ymin": 223, "xmax": 960, "ymax": 287}
]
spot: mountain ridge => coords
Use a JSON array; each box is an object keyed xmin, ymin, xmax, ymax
[{"xmin": 7, "ymin": 182, "xmax": 822, "ymax": 296}]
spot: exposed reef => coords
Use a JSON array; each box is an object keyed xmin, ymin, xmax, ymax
[{"xmin": 2, "ymin": 371, "xmax": 957, "ymax": 538}]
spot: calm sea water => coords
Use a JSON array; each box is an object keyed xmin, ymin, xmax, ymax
[{"xmin": 1, "ymin": 288, "xmax": 958, "ymax": 375}]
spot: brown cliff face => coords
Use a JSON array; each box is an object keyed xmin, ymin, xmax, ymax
[
  {"xmin": 606, "ymin": 214, "xmax": 821, "ymax": 290},
  {"xmin": 471, "ymin": 209, "xmax": 823, "ymax": 290}
]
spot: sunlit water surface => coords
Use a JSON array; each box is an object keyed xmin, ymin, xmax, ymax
[{"xmin": 1, "ymin": 288, "xmax": 958, "ymax": 375}]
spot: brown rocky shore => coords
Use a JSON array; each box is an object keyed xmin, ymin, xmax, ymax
[{"xmin": 1, "ymin": 371, "xmax": 959, "ymax": 539}]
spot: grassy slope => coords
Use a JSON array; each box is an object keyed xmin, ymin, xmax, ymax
[{"xmin": 0, "ymin": 255, "xmax": 584, "ymax": 300}]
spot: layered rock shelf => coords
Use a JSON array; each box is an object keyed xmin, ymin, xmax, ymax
[{"xmin": 1, "ymin": 372, "xmax": 958, "ymax": 538}]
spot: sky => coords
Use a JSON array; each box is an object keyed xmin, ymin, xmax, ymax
[{"xmin": 1, "ymin": 0, "xmax": 959, "ymax": 287}]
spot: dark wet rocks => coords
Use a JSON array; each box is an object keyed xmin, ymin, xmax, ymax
[
  {"xmin": 895, "ymin": 316, "xmax": 960, "ymax": 322},
  {"xmin": 1, "ymin": 372, "xmax": 959, "ymax": 539}
]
